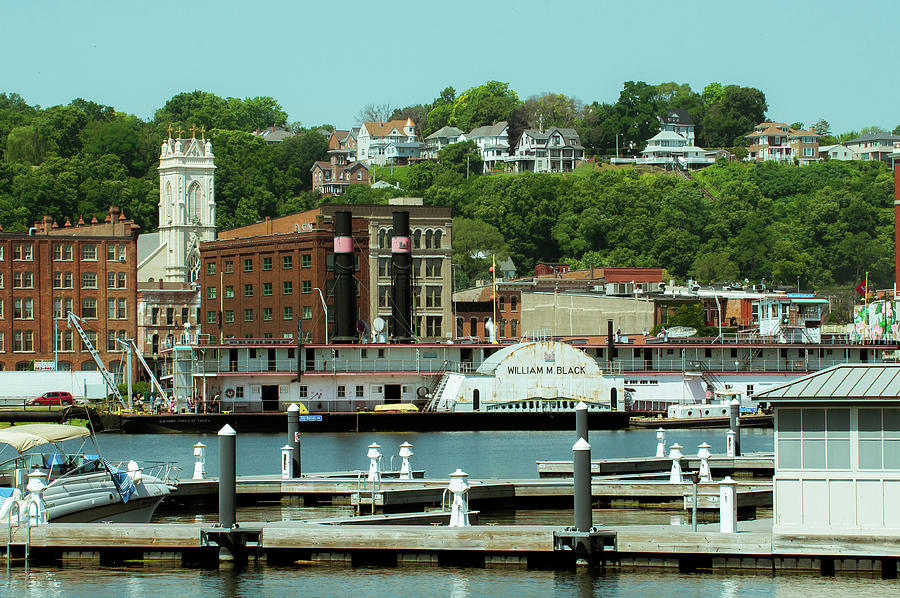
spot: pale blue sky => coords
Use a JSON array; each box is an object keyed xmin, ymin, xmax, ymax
[{"xmin": 2, "ymin": 0, "xmax": 897, "ymax": 135}]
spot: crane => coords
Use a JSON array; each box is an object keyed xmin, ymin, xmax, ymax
[{"xmin": 66, "ymin": 311, "xmax": 126, "ymax": 409}]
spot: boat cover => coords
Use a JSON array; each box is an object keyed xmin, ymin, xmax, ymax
[{"xmin": 0, "ymin": 424, "xmax": 90, "ymax": 452}]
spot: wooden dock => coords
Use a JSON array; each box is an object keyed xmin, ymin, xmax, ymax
[
  {"xmin": 536, "ymin": 453, "xmax": 774, "ymax": 479},
  {"xmin": 5, "ymin": 519, "xmax": 898, "ymax": 575}
]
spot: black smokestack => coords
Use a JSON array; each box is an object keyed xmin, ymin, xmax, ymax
[
  {"xmin": 332, "ymin": 211, "xmax": 356, "ymax": 343},
  {"xmin": 607, "ymin": 320, "xmax": 614, "ymax": 361},
  {"xmin": 390, "ymin": 211, "xmax": 414, "ymax": 342}
]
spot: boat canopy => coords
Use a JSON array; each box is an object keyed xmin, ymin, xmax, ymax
[{"xmin": 0, "ymin": 424, "xmax": 90, "ymax": 453}]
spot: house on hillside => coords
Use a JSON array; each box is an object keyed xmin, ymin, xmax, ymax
[
  {"xmin": 357, "ymin": 119, "xmax": 424, "ymax": 165},
  {"xmin": 658, "ymin": 109, "xmax": 696, "ymax": 144},
  {"xmin": 424, "ymin": 126, "xmax": 464, "ymax": 158},
  {"xmin": 506, "ymin": 127, "xmax": 584, "ymax": 173},
  {"xmin": 746, "ymin": 122, "xmax": 820, "ymax": 165},
  {"xmin": 327, "ymin": 129, "xmax": 359, "ymax": 163},
  {"xmin": 462, "ymin": 122, "xmax": 509, "ymax": 172},
  {"xmin": 819, "ymin": 144, "xmax": 856, "ymax": 161},
  {"xmin": 311, "ymin": 159, "xmax": 369, "ymax": 196},
  {"xmin": 843, "ymin": 133, "xmax": 900, "ymax": 163},
  {"xmin": 251, "ymin": 126, "xmax": 295, "ymax": 144}
]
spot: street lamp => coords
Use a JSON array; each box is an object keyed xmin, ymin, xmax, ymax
[
  {"xmin": 313, "ymin": 287, "xmax": 328, "ymax": 344},
  {"xmin": 707, "ymin": 287, "xmax": 722, "ymax": 343}
]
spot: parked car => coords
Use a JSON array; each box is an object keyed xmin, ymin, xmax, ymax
[{"xmin": 26, "ymin": 391, "xmax": 75, "ymax": 406}]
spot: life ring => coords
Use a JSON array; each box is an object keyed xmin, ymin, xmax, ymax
[{"xmin": 225, "ymin": 388, "xmax": 235, "ymax": 399}]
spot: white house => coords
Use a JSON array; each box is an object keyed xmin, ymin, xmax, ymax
[
  {"xmin": 462, "ymin": 122, "xmax": 509, "ymax": 172},
  {"xmin": 658, "ymin": 109, "xmax": 696, "ymax": 145},
  {"xmin": 638, "ymin": 130, "xmax": 713, "ymax": 169},
  {"xmin": 818, "ymin": 144, "xmax": 856, "ymax": 161},
  {"xmin": 506, "ymin": 127, "xmax": 584, "ymax": 173},
  {"xmin": 357, "ymin": 118, "xmax": 422, "ymax": 165},
  {"xmin": 843, "ymin": 133, "xmax": 900, "ymax": 163},
  {"xmin": 424, "ymin": 126, "xmax": 464, "ymax": 159}
]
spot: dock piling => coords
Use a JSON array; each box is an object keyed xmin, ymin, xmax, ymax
[
  {"xmin": 287, "ymin": 403, "xmax": 301, "ymax": 477},
  {"xmin": 719, "ymin": 476, "xmax": 737, "ymax": 533},
  {"xmin": 697, "ymin": 443, "xmax": 712, "ymax": 482},
  {"xmin": 573, "ymin": 438, "xmax": 592, "ymax": 533},
  {"xmin": 218, "ymin": 424, "xmax": 236, "ymax": 529},
  {"xmin": 729, "ymin": 399, "xmax": 741, "ymax": 456},
  {"xmin": 447, "ymin": 469, "xmax": 471, "ymax": 527},
  {"xmin": 575, "ymin": 401, "xmax": 588, "ymax": 443}
]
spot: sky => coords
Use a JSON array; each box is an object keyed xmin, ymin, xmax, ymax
[{"xmin": 2, "ymin": 1, "xmax": 898, "ymax": 135}]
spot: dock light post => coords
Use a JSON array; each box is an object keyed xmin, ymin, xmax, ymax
[
  {"xmin": 655, "ymin": 428, "xmax": 666, "ymax": 458},
  {"xmin": 697, "ymin": 442, "xmax": 712, "ymax": 482},
  {"xmin": 690, "ymin": 472, "xmax": 700, "ymax": 532},
  {"xmin": 668, "ymin": 444, "xmax": 684, "ymax": 484},
  {"xmin": 287, "ymin": 403, "xmax": 301, "ymax": 478},
  {"xmin": 575, "ymin": 401, "xmax": 589, "ymax": 444},
  {"xmin": 313, "ymin": 287, "xmax": 328, "ymax": 344},
  {"xmin": 366, "ymin": 443, "xmax": 382, "ymax": 482},
  {"xmin": 192, "ymin": 442, "xmax": 206, "ymax": 480},
  {"xmin": 729, "ymin": 399, "xmax": 741, "ymax": 456},
  {"xmin": 448, "ymin": 469, "xmax": 471, "ymax": 527},
  {"xmin": 280, "ymin": 445, "xmax": 293, "ymax": 480},
  {"xmin": 218, "ymin": 424, "xmax": 236, "ymax": 529},
  {"xmin": 719, "ymin": 476, "xmax": 737, "ymax": 533},
  {"xmin": 726, "ymin": 430, "xmax": 736, "ymax": 457},
  {"xmin": 573, "ymin": 438, "xmax": 592, "ymax": 533},
  {"xmin": 399, "ymin": 442, "xmax": 414, "ymax": 480}
]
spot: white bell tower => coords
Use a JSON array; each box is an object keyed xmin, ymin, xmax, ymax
[{"xmin": 157, "ymin": 126, "xmax": 216, "ymax": 283}]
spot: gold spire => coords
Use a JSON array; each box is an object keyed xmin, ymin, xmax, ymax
[
  {"xmin": 166, "ymin": 123, "xmax": 173, "ymax": 139},
  {"xmin": 190, "ymin": 124, "xmax": 197, "ymax": 138},
  {"xmin": 174, "ymin": 125, "xmax": 184, "ymax": 139},
  {"xmin": 200, "ymin": 125, "xmax": 206, "ymax": 141}
]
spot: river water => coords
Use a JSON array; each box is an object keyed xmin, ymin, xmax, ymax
[{"xmin": 5, "ymin": 427, "xmax": 897, "ymax": 595}]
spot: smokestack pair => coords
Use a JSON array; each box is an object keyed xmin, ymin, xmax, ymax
[{"xmin": 332, "ymin": 211, "xmax": 356, "ymax": 343}]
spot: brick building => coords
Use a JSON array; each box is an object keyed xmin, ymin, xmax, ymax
[
  {"xmin": 0, "ymin": 207, "xmax": 139, "ymax": 372},
  {"xmin": 136, "ymin": 281, "xmax": 201, "ymax": 372},
  {"xmin": 199, "ymin": 198, "xmax": 453, "ymax": 343}
]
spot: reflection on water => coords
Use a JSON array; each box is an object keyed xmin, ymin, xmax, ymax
[{"xmin": 2, "ymin": 563, "xmax": 897, "ymax": 597}]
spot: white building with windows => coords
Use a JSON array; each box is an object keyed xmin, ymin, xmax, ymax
[
  {"xmin": 506, "ymin": 127, "xmax": 584, "ymax": 173},
  {"xmin": 138, "ymin": 134, "xmax": 217, "ymax": 284},
  {"xmin": 756, "ymin": 364, "xmax": 900, "ymax": 538},
  {"xmin": 462, "ymin": 122, "xmax": 509, "ymax": 172},
  {"xmin": 356, "ymin": 119, "xmax": 422, "ymax": 165}
]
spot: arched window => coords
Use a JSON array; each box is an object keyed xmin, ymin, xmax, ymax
[
  {"xmin": 187, "ymin": 181, "xmax": 202, "ymax": 223},
  {"xmin": 81, "ymin": 360, "xmax": 97, "ymax": 371},
  {"xmin": 425, "ymin": 230, "xmax": 433, "ymax": 249},
  {"xmin": 498, "ymin": 295, "xmax": 505, "ymax": 312},
  {"xmin": 379, "ymin": 229, "xmax": 386, "ymax": 249},
  {"xmin": 470, "ymin": 317, "xmax": 478, "ymax": 337},
  {"xmin": 152, "ymin": 334, "xmax": 159, "ymax": 354},
  {"xmin": 413, "ymin": 229, "xmax": 422, "ymax": 249},
  {"xmin": 456, "ymin": 318, "xmax": 464, "ymax": 338},
  {"xmin": 58, "ymin": 361, "xmax": 72, "ymax": 371},
  {"xmin": 510, "ymin": 295, "xmax": 518, "ymax": 312},
  {"xmin": 164, "ymin": 182, "xmax": 173, "ymax": 222},
  {"xmin": 433, "ymin": 229, "xmax": 442, "ymax": 248},
  {"xmin": 386, "ymin": 229, "xmax": 393, "ymax": 250}
]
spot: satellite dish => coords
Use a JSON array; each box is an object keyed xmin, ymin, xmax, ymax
[
  {"xmin": 666, "ymin": 326, "xmax": 697, "ymax": 338},
  {"xmin": 373, "ymin": 318, "xmax": 386, "ymax": 333}
]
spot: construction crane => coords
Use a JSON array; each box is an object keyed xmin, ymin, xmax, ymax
[
  {"xmin": 66, "ymin": 311, "xmax": 126, "ymax": 409},
  {"xmin": 118, "ymin": 338, "xmax": 169, "ymax": 404}
]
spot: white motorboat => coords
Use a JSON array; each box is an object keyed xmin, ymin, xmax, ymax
[{"xmin": 0, "ymin": 424, "xmax": 177, "ymax": 523}]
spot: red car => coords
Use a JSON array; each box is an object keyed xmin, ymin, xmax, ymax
[{"xmin": 26, "ymin": 391, "xmax": 75, "ymax": 406}]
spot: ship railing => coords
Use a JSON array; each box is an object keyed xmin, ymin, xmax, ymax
[{"xmin": 617, "ymin": 358, "xmax": 856, "ymax": 373}]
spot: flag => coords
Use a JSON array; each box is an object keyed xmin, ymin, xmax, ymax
[
  {"xmin": 856, "ymin": 282, "xmax": 867, "ymax": 296},
  {"xmin": 102, "ymin": 459, "xmax": 136, "ymax": 503}
]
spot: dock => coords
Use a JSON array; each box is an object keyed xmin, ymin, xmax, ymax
[
  {"xmin": 536, "ymin": 453, "xmax": 774, "ymax": 479},
  {"xmin": 169, "ymin": 475, "xmax": 771, "ymax": 512},
  {"xmin": 5, "ymin": 519, "xmax": 898, "ymax": 576},
  {"xmin": 629, "ymin": 413, "xmax": 773, "ymax": 429}
]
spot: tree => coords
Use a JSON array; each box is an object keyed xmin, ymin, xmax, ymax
[
  {"xmin": 701, "ymin": 83, "xmax": 725, "ymax": 107},
  {"xmin": 893, "ymin": 125, "xmax": 900, "ymax": 135},
  {"xmin": 790, "ymin": 122, "xmax": 804, "ymax": 131},
  {"xmin": 439, "ymin": 141, "xmax": 482, "ymax": 177},
  {"xmin": 506, "ymin": 104, "xmax": 529, "ymax": 155},
  {"xmin": 355, "ymin": 103, "xmax": 394, "ymax": 123},
  {"xmin": 812, "ymin": 118, "xmax": 831, "ymax": 137},
  {"xmin": 700, "ymin": 85, "xmax": 767, "ymax": 147},
  {"xmin": 692, "ymin": 252, "xmax": 739, "ymax": 282},
  {"xmin": 451, "ymin": 218, "xmax": 509, "ymax": 288},
  {"xmin": 271, "ymin": 129, "xmax": 329, "ymax": 192},
  {"xmin": 5, "ymin": 125, "xmax": 47, "ymax": 165},
  {"xmin": 448, "ymin": 81, "xmax": 520, "ymax": 133},
  {"xmin": 859, "ymin": 125, "xmax": 886, "ymax": 136},
  {"xmin": 521, "ymin": 92, "xmax": 582, "ymax": 129}
]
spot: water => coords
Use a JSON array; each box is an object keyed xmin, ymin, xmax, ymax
[
  {"xmin": 2, "ymin": 564, "xmax": 897, "ymax": 597},
  {"xmin": 81, "ymin": 427, "xmax": 775, "ymax": 480}
]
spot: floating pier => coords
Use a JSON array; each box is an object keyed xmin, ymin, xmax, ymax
[{"xmin": 536, "ymin": 453, "xmax": 774, "ymax": 479}]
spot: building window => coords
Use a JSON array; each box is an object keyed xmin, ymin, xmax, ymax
[
  {"xmin": 425, "ymin": 286, "xmax": 441, "ymax": 308},
  {"xmin": 302, "ymin": 306, "xmax": 312, "ymax": 319},
  {"xmin": 118, "ymin": 272, "xmax": 126, "ymax": 288},
  {"xmin": 378, "ymin": 285, "xmax": 391, "ymax": 308},
  {"xmin": 263, "ymin": 307, "xmax": 273, "ymax": 321},
  {"xmin": 426, "ymin": 316, "xmax": 442, "ymax": 337},
  {"xmin": 14, "ymin": 298, "xmax": 33, "ymax": 319},
  {"xmin": 378, "ymin": 258, "xmax": 389, "ymax": 277},
  {"xmin": 207, "ymin": 262, "xmax": 216, "ymax": 275},
  {"xmin": 223, "ymin": 261, "xmax": 234, "ymax": 273},
  {"xmin": 263, "ymin": 282, "xmax": 273, "ymax": 296},
  {"xmin": 337, "ymin": 385, "xmax": 346, "ymax": 398},
  {"xmin": 777, "ymin": 408, "xmax": 850, "ymax": 470},
  {"xmin": 302, "ymin": 254, "xmax": 312, "ymax": 268},
  {"xmin": 302, "ymin": 280, "xmax": 312, "ymax": 294},
  {"xmin": 13, "ymin": 243, "xmax": 33, "ymax": 261},
  {"xmin": 207, "ymin": 311, "xmax": 217, "ymax": 324},
  {"xmin": 859, "ymin": 408, "xmax": 900, "ymax": 469},
  {"xmin": 244, "ymin": 284, "xmax": 253, "ymax": 297},
  {"xmin": 235, "ymin": 386, "xmax": 244, "ymax": 399},
  {"xmin": 262, "ymin": 256, "xmax": 273, "ymax": 271},
  {"xmin": 283, "ymin": 281, "xmax": 293, "ymax": 295},
  {"xmin": 356, "ymin": 385, "xmax": 364, "ymax": 398},
  {"xmin": 117, "ymin": 298, "xmax": 127, "ymax": 319},
  {"xmin": 81, "ymin": 244, "xmax": 97, "ymax": 261},
  {"xmin": 82, "ymin": 297, "xmax": 98, "ymax": 319},
  {"xmin": 224, "ymin": 285, "xmax": 234, "ymax": 298},
  {"xmin": 13, "ymin": 330, "xmax": 34, "ymax": 352},
  {"xmin": 511, "ymin": 319, "xmax": 518, "ymax": 337},
  {"xmin": 224, "ymin": 310, "xmax": 235, "ymax": 323},
  {"xmin": 53, "ymin": 243, "xmax": 73, "ymax": 261},
  {"xmin": 244, "ymin": 309, "xmax": 254, "ymax": 322},
  {"xmin": 299, "ymin": 385, "xmax": 307, "ymax": 398},
  {"xmin": 243, "ymin": 258, "xmax": 253, "ymax": 272},
  {"xmin": 13, "ymin": 271, "xmax": 33, "ymax": 288},
  {"xmin": 81, "ymin": 272, "xmax": 97, "ymax": 289},
  {"xmin": 283, "ymin": 306, "xmax": 293, "ymax": 320},
  {"xmin": 282, "ymin": 255, "xmax": 293, "ymax": 269},
  {"xmin": 151, "ymin": 307, "xmax": 159, "ymax": 325}
]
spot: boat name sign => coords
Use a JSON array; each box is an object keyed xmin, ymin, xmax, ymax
[{"xmin": 505, "ymin": 365, "xmax": 587, "ymax": 376}]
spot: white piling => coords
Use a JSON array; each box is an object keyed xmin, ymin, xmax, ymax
[
  {"xmin": 398, "ymin": 442, "xmax": 413, "ymax": 480},
  {"xmin": 668, "ymin": 443, "xmax": 684, "ymax": 484},
  {"xmin": 280, "ymin": 445, "xmax": 294, "ymax": 480},
  {"xmin": 697, "ymin": 442, "xmax": 712, "ymax": 482},
  {"xmin": 366, "ymin": 443, "xmax": 382, "ymax": 482},
  {"xmin": 448, "ymin": 469, "xmax": 471, "ymax": 527},
  {"xmin": 192, "ymin": 442, "xmax": 206, "ymax": 480},
  {"xmin": 719, "ymin": 476, "xmax": 738, "ymax": 533},
  {"xmin": 729, "ymin": 398, "xmax": 742, "ymax": 456},
  {"xmin": 25, "ymin": 471, "xmax": 48, "ymax": 526},
  {"xmin": 655, "ymin": 428, "xmax": 667, "ymax": 458},
  {"xmin": 726, "ymin": 430, "xmax": 736, "ymax": 457}
]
